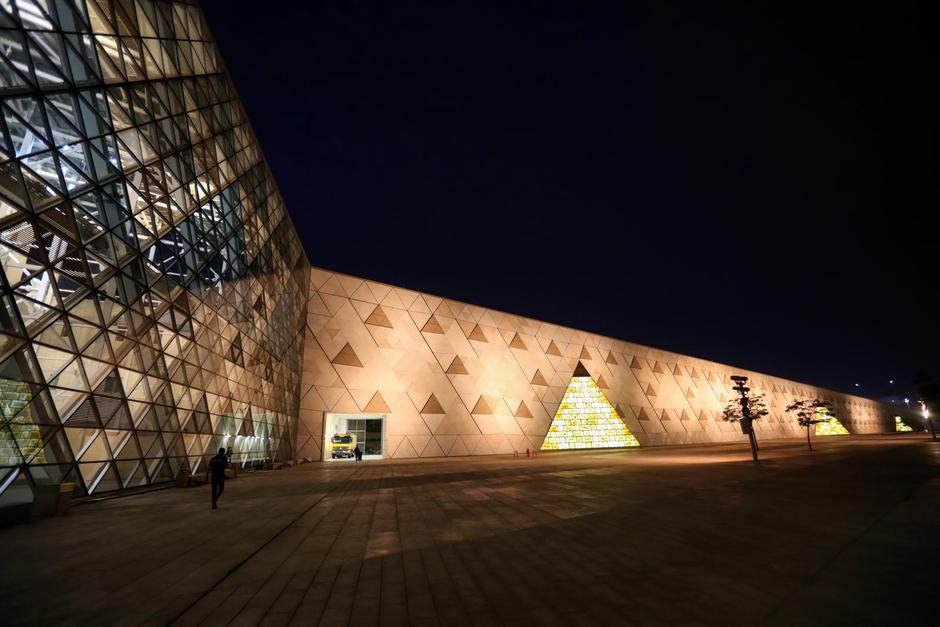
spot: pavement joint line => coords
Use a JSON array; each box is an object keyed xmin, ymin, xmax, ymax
[
  {"xmin": 284, "ymin": 465, "xmax": 377, "ymax": 626},
  {"xmin": 3, "ymin": 437, "xmax": 936, "ymax": 626},
  {"xmin": 165, "ymin": 465, "xmax": 369, "ymax": 626}
]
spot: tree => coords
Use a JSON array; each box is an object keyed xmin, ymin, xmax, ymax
[
  {"xmin": 722, "ymin": 393, "xmax": 769, "ymax": 460},
  {"xmin": 786, "ymin": 399, "xmax": 836, "ymax": 451},
  {"xmin": 721, "ymin": 393, "xmax": 770, "ymax": 425}
]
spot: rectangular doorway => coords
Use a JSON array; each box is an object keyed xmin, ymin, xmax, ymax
[{"xmin": 323, "ymin": 413, "xmax": 386, "ymax": 461}]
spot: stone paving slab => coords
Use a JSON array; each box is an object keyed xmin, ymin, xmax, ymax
[{"xmin": 0, "ymin": 436, "xmax": 937, "ymax": 626}]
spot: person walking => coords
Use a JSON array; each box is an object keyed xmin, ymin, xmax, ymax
[
  {"xmin": 208, "ymin": 447, "xmax": 228, "ymax": 509},
  {"xmin": 354, "ymin": 445, "xmax": 362, "ymax": 461}
]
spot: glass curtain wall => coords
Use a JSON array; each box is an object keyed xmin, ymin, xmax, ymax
[{"xmin": 0, "ymin": 0, "xmax": 308, "ymax": 501}]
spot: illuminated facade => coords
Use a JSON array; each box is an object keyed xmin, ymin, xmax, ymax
[
  {"xmin": 815, "ymin": 414, "xmax": 850, "ymax": 436},
  {"xmin": 542, "ymin": 366, "xmax": 639, "ymax": 450},
  {"xmin": 297, "ymin": 268, "xmax": 899, "ymax": 461},
  {"xmin": 0, "ymin": 3, "xmax": 907, "ymax": 505},
  {"xmin": 0, "ymin": 0, "xmax": 307, "ymax": 502}
]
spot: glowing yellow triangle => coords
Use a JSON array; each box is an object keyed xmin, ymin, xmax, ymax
[
  {"xmin": 541, "ymin": 374, "xmax": 639, "ymax": 450},
  {"xmin": 815, "ymin": 412, "xmax": 849, "ymax": 436},
  {"xmin": 894, "ymin": 416, "xmax": 913, "ymax": 432}
]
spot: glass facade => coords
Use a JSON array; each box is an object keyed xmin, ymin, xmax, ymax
[
  {"xmin": 894, "ymin": 416, "xmax": 913, "ymax": 432},
  {"xmin": 541, "ymin": 375, "xmax": 640, "ymax": 451},
  {"xmin": 0, "ymin": 0, "xmax": 307, "ymax": 500},
  {"xmin": 815, "ymin": 412, "xmax": 850, "ymax": 436}
]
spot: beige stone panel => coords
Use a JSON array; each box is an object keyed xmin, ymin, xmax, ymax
[
  {"xmin": 315, "ymin": 321, "xmax": 358, "ymax": 362},
  {"xmin": 307, "ymin": 293, "xmax": 331, "ymax": 317},
  {"xmin": 408, "ymin": 311, "xmax": 432, "ymax": 331},
  {"xmin": 604, "ymin": 369, "xmax": 654, "ymax": 409},
  {"xmin": 523, "ymin": 434, "xmax": 544, "ymax": 450},
  {"xmin": 473, "ymin": 437, "xmax": 495, "ymax": 455},
  {"xmin": 485, "ymin": 433, "xmax": 513, "ymax": 454},
  {"xmin": 442, "ymin": 321, "xmax": 478, "ymax": 359},
  {"xmin": 319, "ymin": 275, "xmax": 348, "ymax": 297},
  {"xmin": 336, "ymin": 274, "xmax": 364, "ymax": 299},
  {"xmin": 352, "ymin": 280, "xmax": 384, "ymax": 304},
  {"xmin": 386, "ymin": 412, "xmax": 430, "ymax": 437},
  {"xmin": 454, "ymin": 432, "xmax": 478, "ymax": 452},
  {"xmin": 505, "ymin": 433, "xmax": 528, "ymax": 452},
  {"xmin": 697, "ymin": 417, "xmax": 718, "ymax": 433},
  {"xmin": 688, "ymin": 377, "xmax": 723, "ymax": 412},
  {"xmin": 421, "ymin": 331, "xmax": 455, "ymax": 356},
  {"xmin": 418, "ymin": 293, "xmax": 440, "ymax": 312},
  {"xmin": 515, "ymin": 318, "xmax": 538, "ymax": 336},
  {"xmin": 395, "ymin": 288, "xmax": 421, "ymax": 310},
  {"xmin": 350, "ymin": 298, "xmax": 376, "ymax": 322},
  {"xmin": 408, "ymin": 433, "xmax": 432, "ymax": 455},
  {"xmin": 402, "ymin": 365, "xmax": 454, "ymax": 399},
  {"xmin": 407, "ymin": 294, "xmax": 431, "ymax": 314},
  {"xmin": 464, "ymin": 412, "xmax": 501, "ymax": 435},
  {"xmin": 446, "ymin": 437, "xmax": 469, "ymax": 456},
  {"xmin": 413, "ymin": 391, "xmax": 444, "ymax": 414},
  {"xmin": 540, "ymin": 385, "xmax": 565, "ymax": 406},
  {"xmin": 296, "ymin": 436, "xmax": 322, "ymax": 461},
  {"xmin": 716, "ymin": 419, "xmax": 737, "ymax": 433},
  {"xmin": 432, "ymin": 404, "xmax": 481, "ymax": 436},
  {"xmin": 299, "ymin": 385, "xmax": 328, "ymax": 411},
  {"xmin": 520, "ymin": 412, "xmax": 552, "ymax": 436},
  {"xmin": 310, "ymin": 268, "xmax": 334, "ymax": 289},
  {"xmin": 331, "ymin": 391, "xmax": 360, "ymax": 413},
  {"xmin": 348, "ymin": 388, "xmax": 377, "ymax": 411},
  {"xmin": 447, "ymin": 368, "xmax": 479, "ymax": 395},
  {"xmin": 649, "ymin": 372, "xmax": 694, "ymax": 413},
  {"xmin": 471, "ymin": 349, "xmax": 531, "ymax": 399},
  {"xmin": 380, "ymin": 289, "xmax": 407, "ymax": 310},
  {"xmin": 301, "ymin": 341, "xmax": 342, "ymax": 388},
  {"xmin": 429, "ymin": 434, "xmax": 455, "ymax": 455},
  {"xmin": 348, "ymin": 281, "xmax": 378, "ymax": 304},
  {"xmin": 678, "ymin": 409, "xmax": 704, "ymax": 432},
  {"xmin": 381, "ymin": 390, "xmax": 418, "ymax": 414},
  {"xmin": 634, "ymin": 406, "xmax": 667, "ymax": 433},
  {"xmin": 315, "ymin": 385, "xmax": 346, "ymax": 410},
  {"xmin": 657, "ymin": 408, "xmax": 686, "ymax": 434},
  {"xmin": 305, "ymin": 313, "xmax": 332, "ymax": 337},
  {"xmin": 336, "ymin": 362, "xmax": 403, "ymax": 394},
  {"xmin": 421, "ymin": 437, "xmax": 446, "ymax": 458},
  {"xmin": 445, "ymin": 302, "xmax": 467, "ymax": 322},
  {"xmin": 510, "ymin": 334, "xmax": 557, "ymax": 371},
  {"xmin": 386, "ymin": 434, "xmax": 404, "ymax": 457},
  {"xmin": 418, "ymin": 412, "xmax": 447, "ymax": 434}
]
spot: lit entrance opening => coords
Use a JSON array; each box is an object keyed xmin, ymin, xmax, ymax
[{"xmin": 323, "ymin": 413, "xmax": 386, "ymax": 461}]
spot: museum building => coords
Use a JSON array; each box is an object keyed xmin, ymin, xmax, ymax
[{"xmin": 0, "ymin": 0, "xmax": 898, "ymax": 502}]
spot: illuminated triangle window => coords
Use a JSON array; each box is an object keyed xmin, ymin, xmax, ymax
[
  {"xmin": 815, "ymin": 410, "xmax": 849, "ymax": 436},
  {"xmin": 541, "ymin": 362, "xmax": 639, "ymax": 450}
]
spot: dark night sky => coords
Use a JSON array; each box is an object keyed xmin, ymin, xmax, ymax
[{"xmin": 201, "ymin": 1, "xmax": 936, "ymax": 399}]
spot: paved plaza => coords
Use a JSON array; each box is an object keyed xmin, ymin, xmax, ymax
[{"xmin": 1, "ymin": 435, "xmax": 937, "ymax": 626}]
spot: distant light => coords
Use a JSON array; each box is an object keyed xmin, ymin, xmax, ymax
[
  {"xmin": 904, "ymin": 398, "xmax": 910, "ymax": 404},
  {"xmin": 854, "ymin": 383, "xmax": 861, "ymax": 387},
  {"xmin": 889, "ymin": 379, "xmax": 895, "ymax": 384}
]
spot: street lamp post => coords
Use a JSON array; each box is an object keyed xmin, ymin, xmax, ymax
[
  {"xmin": 922, "ymin": 401, "xmax": 936, "ymax": 442},
  {"xmin": 731, "ymin": 375, "xmax": 759, "ymax": 461}
]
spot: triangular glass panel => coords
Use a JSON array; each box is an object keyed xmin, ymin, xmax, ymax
[
  {"xmin": 541, "ymin": 372, "xmax": 640, "ymax": 451},
  {"xmin": 48, "ymin": 387, "xmax": 85, "ymax": 421}
]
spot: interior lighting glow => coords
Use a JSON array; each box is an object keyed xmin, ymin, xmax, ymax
[
  {"xmin": 815, "ymin": 409, "xmax": 850, "ymax": 436},
  {"xmin": 541, "ymin": 376, "xmax": 639, "ymax": 450}
]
